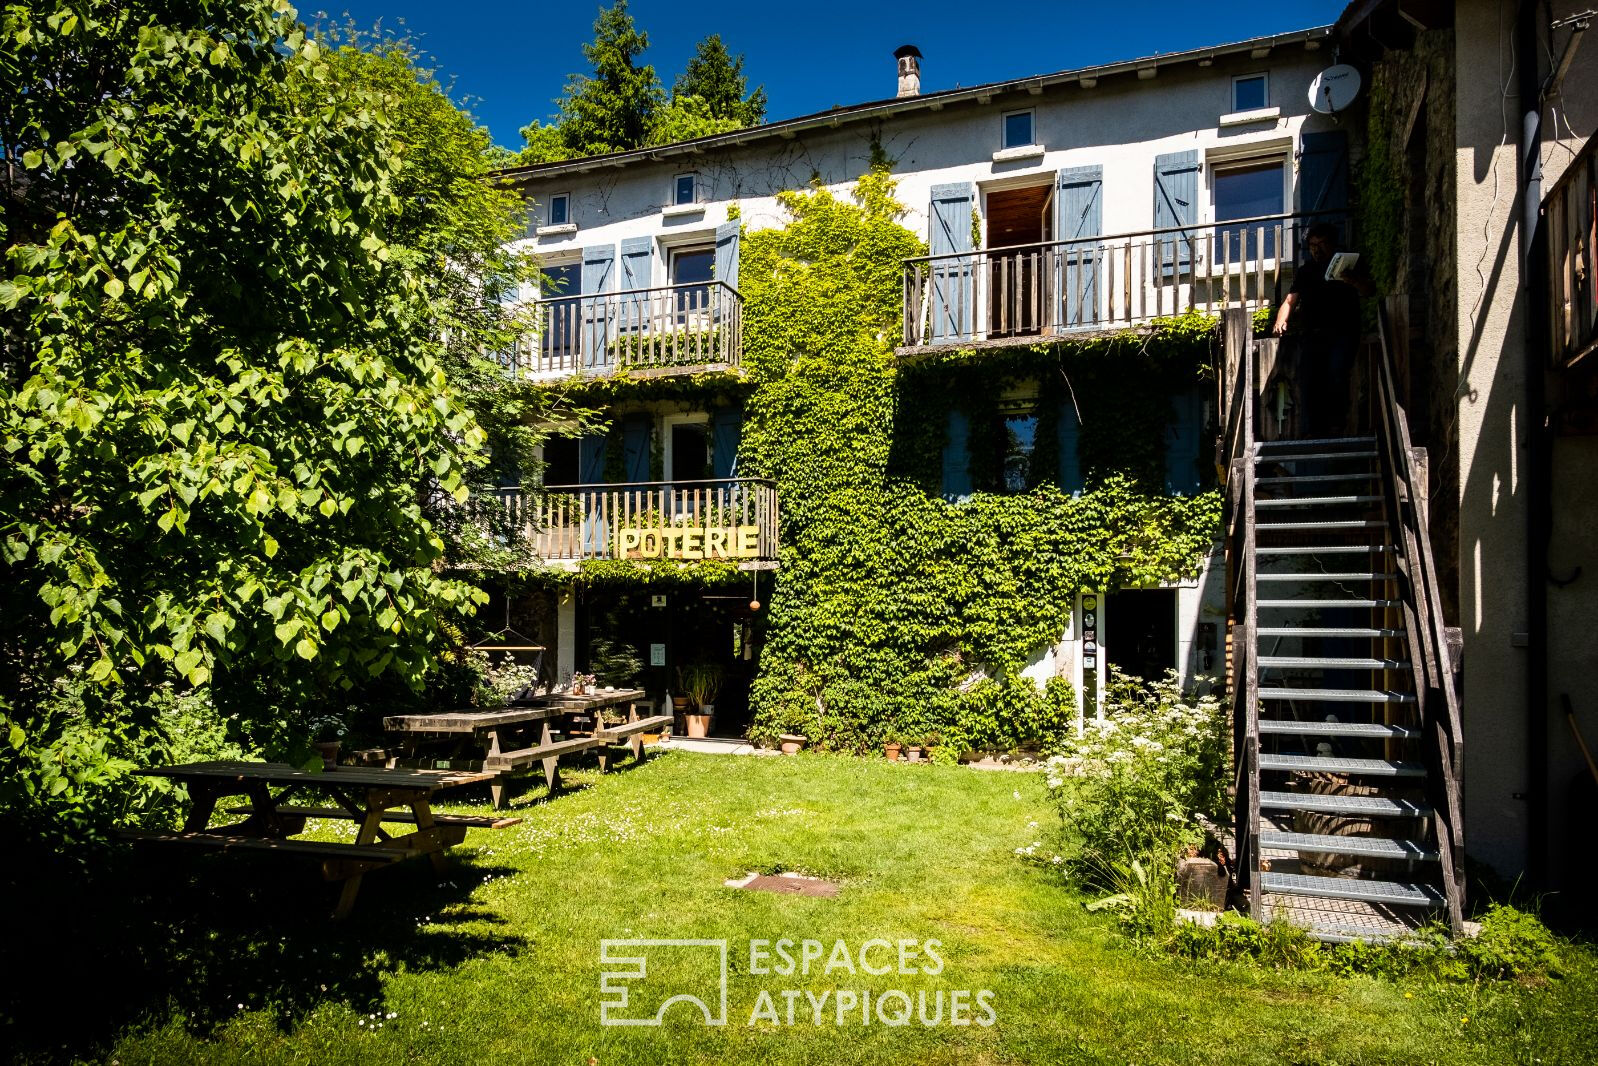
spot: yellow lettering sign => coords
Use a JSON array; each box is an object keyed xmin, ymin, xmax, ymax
[{"xmin": 613, "ymin": 525, "xmax": 764, "ymax": 560}]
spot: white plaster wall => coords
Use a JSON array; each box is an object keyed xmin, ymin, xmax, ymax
[{"xmin": 508, "ymin": 46, "xmax": 1334, "ymax": 289}]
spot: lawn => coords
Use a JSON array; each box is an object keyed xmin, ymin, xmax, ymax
[{"xmin": 5, "ymin": 751, "xmax": 1594, "ymax": 1065}]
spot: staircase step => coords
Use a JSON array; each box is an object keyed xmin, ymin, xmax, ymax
[
  {"xmin": 1258, "ymin": 519, "xmax": 1388, "ymax": 531},
  {"xmin": 1256, "ymin": 495, "xmax": 1383, "ymax": 509},
  {"xmin": 1253, "ymin": 450, "xmax": 1378, "ymax": 463},
  {"xmin": 1259, "ymin": 687, "xmax": 1416, "ymax": 703},
  {"xmin": 1257, "ymin": 599, "xmax": 1400, "ymax": 609},
  {"xmin": 1260, "ymin": 871, "xmax": 1446, "ymax": 908},
  {"xmin": 1258, "ymin": 719, "xmax": 1418, "ymax": 739},
  {"xmin": 1256, "ymin": 472, "xmax": 1381, "ymax": 486},
  {"xmin": 1256, "ymin": 573, "xmax": 1389, "ymax": 582},
  {"xmin": 1259, "ymin": 753, "xmax": 1427, "ymax": 777},
  {"xmin": 1257, "ymin": 436, "xmax": 1377, "ymax": 450},
  {"xmin": 1258, "ymin": 627, "xmax": 1405, "ymax": 639},
  {"xmin": 1260, "ymin": 831, "xmax": 1438, "ymax": 862},
  {"xmin": 1260, "ymin": 790, "xmax": 1432, "ymax": 817},
  {"xmin": 1259, "ymin": 656, "xmax": 1411, "ymax": 670},
  {"xmin": 1256, "ymin": 544, "xmax": 1395, "ymax": 556}
]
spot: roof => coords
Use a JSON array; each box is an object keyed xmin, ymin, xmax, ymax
[{"xmin": 495, "ymin": 24, "xmax": 1335, "ymax": 184}]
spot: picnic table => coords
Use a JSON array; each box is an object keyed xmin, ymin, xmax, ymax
[
  {"xmin": 122, "ymin": 760, "xmax": 513, "ymax": 919},
  {"xmin": 382, "ymin": 689, "xmax": 671, "ymax": 809}
]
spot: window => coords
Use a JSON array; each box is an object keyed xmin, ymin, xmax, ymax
[
  {"xmin": 547, "ymin": 193, "xmax": 570, "ymax": 227},
  {"xmin": 1212, "ymin": 159, "xmax": 1285, "ymax": 259},
  {"xmin": 665, "ymin": 416, "xmax": 711, "ymax": 483},
  {"xmin": 1002, "ymin": 109, "xmax": 1035, "ymax": 150},
  {"xmin": 541, "ymin": 436, "xmax": 579, "ymax": 487},
  {"xmin": 674, "ymin": 173, "xmax": 698, "ymax": 206},
  {"xmin": 670, "ymin": 245, "xmax": 715, "ymax": 314},
  {"xmin": 1002, "ymin": 411, "xmax": 1039, "ymax": 493},
  {"xmin": 1231, "ymin": 73, "xmax": 1268, "ymax": 112}
]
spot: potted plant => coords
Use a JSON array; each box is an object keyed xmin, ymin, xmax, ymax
[
  {"xmin": 779, "ymin": 732, "xmax": 807, "ymax": 755},
  {"xmin": 680, "ymin": 663, "xmax": 723, "ymax": 738},
  {"xmin": 570, "ymin": 671, "xmax": 596, "ymax": 696},
  {"xmin": 905, "ymin": 735, "xmax": 925, "ymax": 763},
  {"xmin": 309, "ymin": 715, "xmax": 347, "ymax": 770},
  {"xmin": 883, "ymin": 731, "xmax": 903, "ymax": 762}
]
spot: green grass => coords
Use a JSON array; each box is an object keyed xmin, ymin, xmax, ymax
[{"xmin": 5, "ymin": 752, "xmax": 1595, "ymax": 1064}]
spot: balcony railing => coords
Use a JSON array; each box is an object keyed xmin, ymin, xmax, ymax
[
  {"xmin": 500, "ymin": 280, "xmax": 742, "ymax": 379},
  {"xmin": 902, "ymin": 212, "xmax": 1335, "ymax": 351},
  {"xmin": 471, "ymin": 478, "xmax": 779, "ymax": 566},
  {"xmin": 1545, "ymin": 133, "xmax": 1597, "ymax": 367}
]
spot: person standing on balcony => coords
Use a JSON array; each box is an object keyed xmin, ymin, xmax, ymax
[{"xmin": 1272, "ymin": 223, "xmax": 1374, "ymax": 439}]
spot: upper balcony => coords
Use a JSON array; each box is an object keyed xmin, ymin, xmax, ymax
[
  {"xmin": 1546, "ymin": 133, "xmax": 1597, "ymax": 369},
  {"xmin": 471, "ymin": 477, "xmax": 779, "ymax": 570},
  {"xmin": 900, "ymin": 212, "xmax": 1326, "ymax": 356},
  {"xmin": 501, "ymin": 280, "xmax": 743, "ymax": 381}
]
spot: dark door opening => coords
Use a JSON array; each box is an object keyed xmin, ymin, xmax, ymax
[
  {"xmin": 1106, "ymin": 588, "xmax": 1178, "ymax": 685},
  {"xmin": 985, "ymin": 184, "xmax": 1053, "ymax": 338},
  {"xmin": 669, "ymin": 422, "xmax": 711, "ymax": 483}
]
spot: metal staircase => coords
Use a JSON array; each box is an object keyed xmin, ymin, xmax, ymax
[{"xmin": 1218, "ymin": 306, "xmax": 1465, "ymax": 942}]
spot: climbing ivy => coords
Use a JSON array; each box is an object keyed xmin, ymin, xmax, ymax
[{"xmin": 723, "ymin": 169, "xmax": 1221, "ymax": 752}]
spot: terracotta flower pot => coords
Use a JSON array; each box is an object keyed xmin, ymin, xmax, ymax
[
  {"xmin": 685, "ymin": 712, "xmax": 714, "ymax": 739},
  {"xmin": 884, "ymin": 742, "xmax": 902, "ymax": 762},
  {"xmin": 905, "ymin": 745, "xmax": 923, "ymax": 764},
  {"xmin": 314, "ymin": 741, "xmax": 341, "ymax": 770},
  {"xmin": 779, "ymin": 733, "xmax": 807, "ymax": 755}
]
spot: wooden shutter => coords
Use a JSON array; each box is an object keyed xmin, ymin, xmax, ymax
[
  {"xmin": 1056, "ymin": 402, "xmax": 1083, "ymax": 493},
  {"xmin": 1055, "ymin": 166, "xmax": 1103, "ymax": 328},
  {"xmin": 578, "ymin": 434, "xmax": 607, "ymax": 484},
  {"xmin": 622, "ymin": 415, "xmax": 651, "ymax": 484},
  {"xmin": 711, "ymin": 407, "xmax": 743, "ymax": 479},
  {"xmin": 1153, "ymin": 151, "xmax": 1200, "ymax": 273},
  {"xmin": 1164, "ymin": 387, "xmax": 1204, "ymax": 495},
  {"xmin": 714, "ymin": 220, "xmax": 741, "ymax": 289},
  {"xmin": 580, "ymin": 244, "xmax": 616, "ymax": 369},
  {"xmin": 619, "ymin": 237, "xmax": 652, "ymax": 336},
  {"xmin": 941, "ymin": 409, "xmax": 973, "ymax": 501},
  {"xmin": 928, "ymin": 182, "xmax": 975, "ymax": 342},
  {"xmin": 1297, "ymin": 130, "xmax": 1349, "ymax": 235}
]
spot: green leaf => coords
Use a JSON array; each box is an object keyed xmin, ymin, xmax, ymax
[
  {"xmin": 274, "ymin": 619, "xmax": 301, "ymax": 643},
  {"xmin": 295, "ymin": 637, "xmax": 318, "ymax": 660},
  {"xmin": 320, "ymin": 609, "xmax": 340, "ymax": 632},
  {"xmin": 319, "ymin": 498, "xmax": 337, "ymax": 517},
  {"xmin": 21, "ymin": 149, "xmax": 42, "ymax": 169},
  {"xmin": 262, "ymin": 535, "xmax": 278, "ymax": 558},
  {"xmin": 103, "ymin": 277, "xmax": 124, "ymax": 300}
]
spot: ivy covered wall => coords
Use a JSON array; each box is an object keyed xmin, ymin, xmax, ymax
[{"xmin": 721, "ymin": 169, "xmax": 1221, "ymax": 751}]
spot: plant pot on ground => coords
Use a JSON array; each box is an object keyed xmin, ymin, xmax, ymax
[
  {"xmin": 684, "ymin": 711, "xmax": 714, "ymax": 738},
  {"xmin": 884, "ymin": 740, "xmax": 902, "ymax": 761},
  {"xmin": 678, "ymin": 663, "xmax": 724, "ymax": 738},
  {"xmin": 905, "ymin": 744, "xmax": 923, "ymax": 763},
  {"xmin": 779, "ymin": 733, "xmax": 807, "ymax": 755}
]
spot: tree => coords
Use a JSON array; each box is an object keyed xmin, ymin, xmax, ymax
[
  {"xmin": 0, "ymin": 0, "xmax": 499, "ymax": 837},
  {"xmin": 645, "ymin": 94, "xmax": 744, "ymax": 146},
  {"xmin": 536, "ymin": 0, "xmax": 663, "ymax": 160},
  {"xmin": 673, "ymin": 34, "xmax": 766, "ymax": 126}
]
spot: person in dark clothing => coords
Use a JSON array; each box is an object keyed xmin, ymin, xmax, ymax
[{"xmin": 1272, "ymin": 223, "xmax": 1374, "ymax": 438}]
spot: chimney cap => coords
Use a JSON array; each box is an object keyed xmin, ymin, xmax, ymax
[{"xmin": 894, "ymin": 44, "xmax": 923, "ymax": 59}]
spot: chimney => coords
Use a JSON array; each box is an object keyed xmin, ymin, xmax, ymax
[{"xmin": 894, "ymin": 45, "xmax": 922, "ymax": 98}]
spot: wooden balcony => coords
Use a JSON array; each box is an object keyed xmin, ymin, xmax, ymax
[
  {"xmin": 501, "ymin": 281, "xmax": 742, "ymax": 380},
  {"xmin": 900, "ymin": 212, "xmax": 1331, "ymax": 355},
  {"xmin": 1546, "ymin": 133, "xmax": 1597, "ymax": 368},
  {"xmin": 471, "ymin": 478, "xmax": 779, "ymax": 569}
]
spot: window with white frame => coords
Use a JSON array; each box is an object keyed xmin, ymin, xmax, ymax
[
  {"xmin": 1002, "ymin": 109, "xmax": 1035, "ymax": 150},
  {"xmin": 673, "ymin": 173, "xmax": 699, "ymax": 206},
  {"xmin": 1231, "ymin": 72, "xmax": 1268, "ymax": 112},
  {"xmin": 546, "ymin": 192, "xmax": 571, "ymax": 227},
  {"xmin": 1211, "ymin": 157, "xmax": 1286, "ymax": 260}
]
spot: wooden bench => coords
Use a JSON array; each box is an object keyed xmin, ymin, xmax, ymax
[
  {"xmin": 593, "ymin": 714, "xmax": 674, "ymax": 769},
  {"xmin": 117, "ymin": 828, "xmax": 421, "ymax": 883},
  {"xmin": 224, "ymin": 805, "xmax": 522, "ymax": 831},
  {"xmin": 482, "ymin": 735, "xmax": 602, "ymax": 808}
]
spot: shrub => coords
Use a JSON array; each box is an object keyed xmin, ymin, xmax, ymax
[
  {"xmin": 1042, "ymin": 670, "xmax": 1227, "ymax": 887},
  {"xmin": 1460, "ymin": 903, "xmax": 1563, "ymax": 980}
]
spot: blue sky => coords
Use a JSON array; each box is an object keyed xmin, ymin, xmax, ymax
[{"xmin": 309, "ymin": 1, "xmax": 1348, "ymax": 151}]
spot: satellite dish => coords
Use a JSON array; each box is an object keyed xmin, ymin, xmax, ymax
[{"xmin": 1308, "ymin": 65, "xmax": 1362, "ymax": 114}]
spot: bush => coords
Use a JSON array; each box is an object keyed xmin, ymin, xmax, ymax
[
  {"xmin": 1041, "ymin": 670, "xmax": 1227, "ymax": 887},
  {"xmin": 1460, "ymin": 904, "xmax": 1563, "ymax": 980}
]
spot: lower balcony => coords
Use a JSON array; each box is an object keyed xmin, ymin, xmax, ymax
[
  {"xmin": 501, "ymin": 281, "xmax": 742, "ymax": 380},
  {"xmin": 472, "ymin": 478, "xmax": 779, "ymax": 569},
  {"xmin": 901, "ymin": 212, "xmax": 1329, "ymax": 356}
]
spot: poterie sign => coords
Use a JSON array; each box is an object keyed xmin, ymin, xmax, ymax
[{"xmin": 614, "ymin": 525, "xmax": 762, "ymax": 560}]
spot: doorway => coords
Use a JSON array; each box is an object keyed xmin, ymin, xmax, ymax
[
  {"xmin": 985, "ymin": 184, "xmax": 1053, "ymax": 338},
  {"xmin": 1105, "ymin": 588, "xmax": 1178, "ymax": 684}
]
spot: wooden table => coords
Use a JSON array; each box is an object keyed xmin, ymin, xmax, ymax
[
  {"xmin": 126, "ymin": 761, "xmax": 500, "ymax": 919},
  {"xmin": 383, "ymin": 690, "xmax": 670, "ymax": 808}
]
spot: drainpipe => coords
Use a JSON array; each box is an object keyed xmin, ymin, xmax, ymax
[{"xmin": 1515, "ymin": 0, "xmax": 1549, "ymax": 890}]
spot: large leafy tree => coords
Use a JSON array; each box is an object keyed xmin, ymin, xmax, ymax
[
  {"xmin": 519, "ymin": 0, "xmax": 662, "ymax": 163},
  {"xmin": 673, "ymin": 34, "xmax": 765, "ymax": 126},
  {"xmin": 0, "ymin": 0, "xmax": 509, "ymax": 833}
]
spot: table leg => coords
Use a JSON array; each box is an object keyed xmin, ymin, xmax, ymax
[
  {"xmin": 182, "ymin": 783, "xmax": 221, "ymax": 832},
  {"xmin": 410, "ymin": 798, "xmax": 449, "ymax": 875},
  {"xmin": 332, "ymin": 803, "xmax": 387, "ymax": 920}
]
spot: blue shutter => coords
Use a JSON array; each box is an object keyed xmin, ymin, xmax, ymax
[
  {"xmin": 1153, "ymin": 151, "xmax": 1200, "ymax": 275},
  {"xmin": 1164, "ymin": 388, "xmax": 1204, "ymax": 495},
  {"xmin": 580, "ymin": 244, "xmax": 616, "ymax": 370},
  {"xmin": 578, "ymin": 434, "xmax": 608, "ymax": 484},
  {"xmin": 621, "ymin": 415, "xmax": 651, "ymax": 484},
  {"xmin": 1057, "ymin": 402, "xmax": 1083, "ymax": 494},
  {"xmin": 928, "ymin": 183, "xmax": 975, "ymax": 342},
  {"xmin": 711, "ymin": 407, "xmax": 743, "ymax": 479},
  {"xmin": 1297, "ymin": 130, "xmax": 1349, "ymax": 239},
  {"xmin": 941, "ymin": 409, "xmax": 972, "ymax": 501},
  {"xmin": 619, "ymin": 237, "xmax": 652, "ymax": 335},
  {"xmin": 713, "ymin": 220, "xmax": 741, "ymax": 290},
  {"xmin": 1055, "ymin": 166, "xmax": 1103, "ymax": 329}
]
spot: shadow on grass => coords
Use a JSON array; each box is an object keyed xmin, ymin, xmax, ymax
[{"xmin": 0, "ymin": 844, "xmax": 522, "ymax": 1063}]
